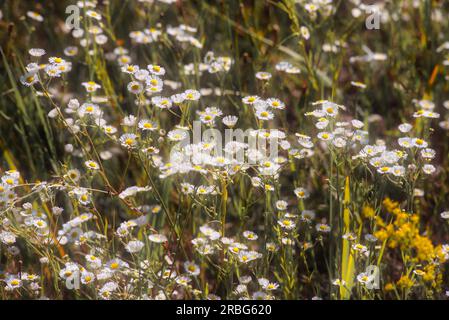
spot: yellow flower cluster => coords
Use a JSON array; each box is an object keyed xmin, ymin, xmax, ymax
[
  {"xmin": 362, "ymin": 205, "xmax": 375, "ymax": 219},
  {"xmin": 396, "ymin": 275, "xmax": 414, "ymax": 290},
  {"xmin": 374, "ymin": 198, "xmax": 446, "ymax": 290},
  {"xmin": 375, "ymin": 198, "xmax": 435, "ymax": 262}
]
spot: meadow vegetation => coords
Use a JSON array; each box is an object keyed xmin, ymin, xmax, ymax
[{"xmin": 0, "ymin": 0, "xmax": 449, "ymax": 300}]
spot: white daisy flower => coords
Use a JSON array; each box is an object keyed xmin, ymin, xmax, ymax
[
  {"xmin": 119, "ymin": 133, "xmax": 138, "ymax": 149},
  {"xmin": 84, "ymin": 160, "xmax": 100, "ymax": 170}
]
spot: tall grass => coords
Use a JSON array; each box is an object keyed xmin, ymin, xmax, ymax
[{"xmin": 0, "ymin": 0, "xmax": 449, "ymax": 300}]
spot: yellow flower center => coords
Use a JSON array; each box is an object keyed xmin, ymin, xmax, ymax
[{"xmin": 10, "ymin": 279, "xmax": 20, "ymax": 286}]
